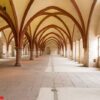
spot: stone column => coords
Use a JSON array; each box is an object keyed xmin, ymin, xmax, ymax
[
  {"xmin": 25, "ymin": 48, "xmax": 28, "ymax": 55},
  {"xmin": 65, "ymin": 44, "xmax": 68, "ymax": 58},
  {"xmin": 40, "ymin": 50, "xmax": 42, "ymax": 56},
  {"xmin": 83, "ymin": 48, "xmax": 89, "ymax": 66},
  {"xmin": 70, "ymin": 50, "xmax": 73, "ymax": 60},
  {"xmin": 67, "ymin": 43, "xmax": 73, "ymax": 59},
  {"xmin": 60, "ymin": 47, "xmax": 64, "ymax": 56},
  {"xmin": 35, "ymin": 47, "xmax": 38, "ymax": 57},
  {"xmin": 78, "ymin": 40, "xmax": 81, "ymax": 63},
  {"xmin": 80, "ymin": 39, "xmax": 84, "ymax": 63},
  {"xmin": 57, "ymin": 47, "xmax": 60, "ymax": 55},
  {"xmin": 6, "ymin": 50, "xmax": 9, "ymax": 58},
  {"xmin": 83, "ymin": 31, "xmax": 98, "ymax": 67},
  {"xmin": 64, "ymin": 46, "xmax": 67, "ymax": 57},
  {"xmin": 0, "ymin": 41, "xmax": 3, "ymax": 58},
  {"xmin": 30, "ymin": 49, "xmax": 34, "ymax": 60},
  {"xmin": 88, "ymin": 37, "xmax": 98, "ymax": 67},
  {"xmin": 15, "ymin": 48, "xmax": 22, "ymax": 66},
  {"xmin": 62, "ymin": 47, "xmax": 64, "ymax": 56},
  {"xmin": 11, "ymin": 46, "xmax": 15, "ymax": 57},
  {"xmin": 36, "ymin": 50, "xmax": 38, "ymax": 57}
]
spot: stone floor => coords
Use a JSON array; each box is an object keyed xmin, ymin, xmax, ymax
[{"xmin": 0, "ymin": 55, "xmax": 100, "ymax": 100}]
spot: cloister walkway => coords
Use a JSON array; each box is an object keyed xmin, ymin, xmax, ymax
[{"xmin": 0, "ymin": 55, "xmax": 100, "ymax": 100}]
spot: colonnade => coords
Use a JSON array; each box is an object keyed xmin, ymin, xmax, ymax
[{"xmin": 60, "ymin": 37, "xmax": 100, "ymax": 68}]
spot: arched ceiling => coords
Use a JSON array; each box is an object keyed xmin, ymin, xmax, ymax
[
  {"xmin": 0, "ymin": 0, "xmax": 16, "ymax": 25},
  {"xmin": 0, "ymin": 0, "xmax": 100, "ymax": 49}
]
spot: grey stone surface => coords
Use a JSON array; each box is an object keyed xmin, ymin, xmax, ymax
[{"xmin": 0, "ymin": 55, "xmax": 100, "ymax": 100}]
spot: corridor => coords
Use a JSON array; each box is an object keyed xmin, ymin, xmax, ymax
[{"xmin": 0, "ymin": 55, "xmax": 100, "ymax": 100}]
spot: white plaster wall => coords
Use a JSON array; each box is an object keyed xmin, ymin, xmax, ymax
[
  {"xmin": 67, "ymin": 43, "xmax": 72, "ymax": 59},
  {"xmin": 87, "ymin": 23, "xmax": 98, "ymax": 67},
  {"xmin": 85, "ymin": 1, "xmax": 100, "ymax": 67}
]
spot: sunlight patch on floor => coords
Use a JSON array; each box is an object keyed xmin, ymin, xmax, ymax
[
  {"xmin": 37, "ymin": 88, "xmax": 53, "ymax": 100},
  {"xmin": 45, "ymin": 56, "xmax": 99, "ymax": 72},
  {"xmin": 0, "ymin": 58, "xmax": 14, "ymax": 62},
  {"xmin": 37, "ymin": 88, "xmax": 100, "ymax": 100},
  {"xmin": 58, "ymin": 88, "xmax": 100, "ymax": 100}
]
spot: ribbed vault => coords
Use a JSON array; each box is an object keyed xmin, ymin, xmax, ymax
[{"xmin": 0, "ymin": 0, "xmax": 99, "ymax": 66}]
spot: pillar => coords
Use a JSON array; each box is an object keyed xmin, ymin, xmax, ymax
[
  {"xmin": 88, "ymin": 36, "xmax": 98, "ymax": 67},
  {"xmin": 60, "ymin": 47, "xmax": 64, "ymax": 56},
  {"xmin": 36, "ymin": 50, "xmax": 38, "ymax": 57},
  {"xmin": 78, "ymin": 40, "xmax": 81, "ymax": 63},
  {"xmin": 58, "ymin": 48, "xmax": 60, "ymax": 55},
  {"xmin": 40, "ymin": 50, "xmax": 42, "ymax": 56},
  {"xmin": 83, "ymin": 48, "xmax": 89, "ymax": 66},
  {"xmin": 25, "ymin": 47, "xmax": 28, "ymax": 55},
  {"xmin": 11, "ymin": 45, "xmax": 15, "ymax": 57},
  {"xmin": 15, "ymin": 48, "xmax": 22, "ymax": 66},
  {"xmin": 74, "ymin": 41, "xmax": 77, "ymax": 61},
  {"xmin": 67, "ymin": 44, "xmax": 72, "ymax": 59},
  {"xmin": 80, "ymin": 39, "xmax": 84, "ymax": 63},
  {"xmin": 36, "ymin": 48, "xmax": 38, "ymax": 57},
  {"xmin": 0, "ymin": 40, "xmax": 3, "ymax": 58},
  {"xmin": 83, "ymin": 32, "xmax": 98, "ymax": 67},
  {"xmin": 70, "ymin": 49, "xmax": 73, "ymax": 60},
  {"xmin": 30, "ymin": 49, "xmax": 34, "ymax": 60},
  {"xmin": 63, "ymin": 46, "xmax": 67, "ymax": 57},
  {"xmin": 73, "ymin": 42, "xmax": 75, "ymax": 60},
  {"xmin": 65, "ymin": 48, "xmax": 67, "ymax": 57},
  {"xmin": 76, "ymin": 40, "xmax": 80, "ymax": 62}
]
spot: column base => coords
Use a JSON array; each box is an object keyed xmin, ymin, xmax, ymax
[
  {"xmin": 36, "ymin": 55, "xmax": 38, "ymax": 58},
  {"xmin": 29, "ymin": 57, "xmax": 34, "ymax": 60},
  {"xmin": 14, "ymin": 63, "xmax": 21, "ymax": 67}
]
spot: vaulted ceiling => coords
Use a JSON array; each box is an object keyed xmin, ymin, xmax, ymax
[{"xmin": 0, "ymin": 0, "xmax": 100, "ymax": 50}]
